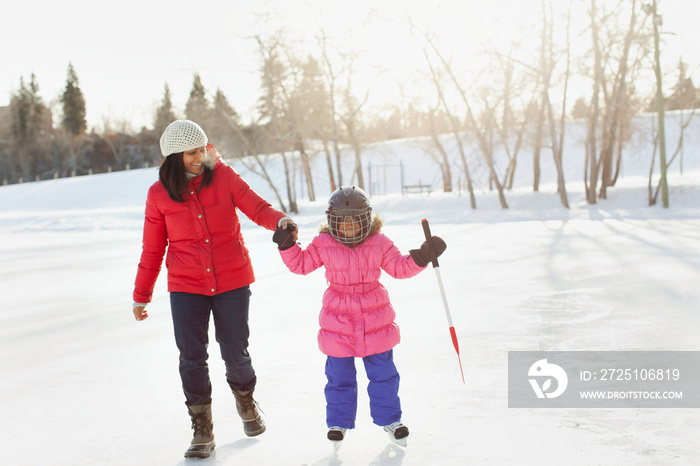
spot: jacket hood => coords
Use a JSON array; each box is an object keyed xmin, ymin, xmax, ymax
[{"xmin": 205, "ymin": 144, "xmax": 223, "ymax": 170}]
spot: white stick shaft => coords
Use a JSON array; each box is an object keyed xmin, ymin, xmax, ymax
[{"xmin": 434, "ymin": 266, "xmax": 454, "ymax": 327}]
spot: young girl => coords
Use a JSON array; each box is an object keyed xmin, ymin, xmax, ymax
[{"xmin": 272, "ymin": 186, "xmax": 445, "ymax": 446}]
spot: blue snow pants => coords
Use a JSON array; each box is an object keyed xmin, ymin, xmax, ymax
[
  {"xmin": 170, "ymin": 286, "xmax": 256, "ymax": 406},
  {"xmin": 324, "ymin": 349, "xmax": 402, "ymax": 428}
]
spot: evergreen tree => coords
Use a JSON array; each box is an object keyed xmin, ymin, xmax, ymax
[
  {"xmin": 209, "ymin": 88, "xmax": 241, "ymax": 154},
  {"xmin": 61, "ymin": 63, "xmax": 87, "ymax": 135},
  {"xmin": 185, "ymin": 74, "xmax": 209, "ymax": 125},
  {"xmin": 212, "ymin": 88, "xmax": 238, "ymax": 124},
  {"xmin": 10, "ymin": 74, "xmax": 47, "ymax": 145},
  {"xmin": 9, "ymin": 73, "xmax": 49, "ymax": 179},
  {"xmin": 571, "ymin": 96, "xmax": 589, "ymax": 120},
  {"xmin": 10, "ymin": 77, "xmax": 31, "ymax": 148},
  {"xmin": 154, "ymin": 83, "xmax": 177, "ymax": 135},
  {"xmin": 296, "ymin": 57, "xmax": 331, "ymax": 138},
  {"xmin": 667, "ymin": 59, "xmax": 698, "ymax": 110}
]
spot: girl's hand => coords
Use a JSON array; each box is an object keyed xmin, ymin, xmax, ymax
[
  {"xmin": 409, "ymin": 236, "xmax": 447, "ymax": 267},
  {"xmin": 133, "ymin": 305, "xmax": 149, "ymax": 321},
  {"xmin": 273, "ymin": 224, "xmax": 298, "ymax": 250},
  {"xmin": 278, "ymin": 218, "xmax": 299, "ymax": 243}
]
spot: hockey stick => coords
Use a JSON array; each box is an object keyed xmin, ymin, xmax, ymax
[{"xmin": 422, "ymin": 219, "xmax": 465, "ymax": 384}]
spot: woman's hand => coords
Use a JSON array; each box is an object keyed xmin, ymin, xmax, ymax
[
  {"xmin": 273, "ymin": 222, "xmax": 298, "ymax": 250},
  {"xmin": 278, "ymin": 217, "xmax": 299, "ymax": 243},
  {"xmin": 133, "ymin": 305, "xmax": 149, "ymax": 321}
]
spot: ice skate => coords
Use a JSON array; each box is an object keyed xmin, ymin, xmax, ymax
[
  {"xmin": 327, "ymin": 426, "xmax": 347, "ymax": 451},
  {"xmin": 383, "ymin": 421, "xmax": 409, "ymax": 447}
]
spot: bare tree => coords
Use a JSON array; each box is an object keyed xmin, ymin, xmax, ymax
[
  {"xmin": 255, "ymin": 34, "xmax": 297, "ymax": 213},
  {"xmin": 483, "ymin": 44, "xmax": 535, "ymax": 193},
  {"xmin": 279, "ymin": 52, "xmax": 316, "ymax": 202},
  {"xmin": 648, "ymin": 106, "xmax": 697, "ymax": 205},
  {"xmin": 648, "ymin": 0, "xmax": 669, "ymax": 207},
  {"xmin": 584, "ymin": 0, "xmax": 605, "ymax": 204},
  {"xmin": 319, "ymin": 30, "xmax": 345, "ymax": 188},
  {"xmin": 532, "ymin": 88, "xmax": 545, "ymax": 192},
  {"xmin": 422, "ymin": 44, "xmax": 476, "ymax": 208},
  {"xmin": 212, "ymin": 99, "xmax": 290, "ymax": 213},
  {"xmin": 426, "ymin": 104, "xmax": 454, "ymax": 193},
  {"xmin": 101, "ymin": 116, "xmax": 132, "ymax": 170},
  {"xmin": 296, "ymin": 56, "xmax": 335, "ymax": 193},
  {"xmin": 418, "ymin": 29, "xmax": 508, "ymax": 208},
  {"xmin": 539, "ymin": 0, "xmax": 572, "ymax": 207},
  {"xmin": 584, "ymin": 0, "xmax": 650, "ymax": 204},
  {"xmin": 598, "ymin": 0, "xmax": 646, "ymax": 199},
  {"xmin": 339, "ymin": 55, "xmax": 370, "ymax": 190}
]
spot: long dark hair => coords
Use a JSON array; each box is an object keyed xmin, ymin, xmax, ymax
[{"xmin": 159, "ymin": 153, "xmax": 214, "ymax": 202}]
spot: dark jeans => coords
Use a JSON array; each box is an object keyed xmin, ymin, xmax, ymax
[{"xmin": 170, "ymin": 286, "xmax": 256, "ymax": 406}]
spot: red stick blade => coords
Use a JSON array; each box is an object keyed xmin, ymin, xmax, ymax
[
  {"xmin": 457, "ymin": 353, "xmax": 466, "ymax": 384},
  {"xmin": 449, "ymin": 326, "xmax": 465, "ymax": 384},
  {"xmin": 449, "ymin": 326, "xmax": 460, "ymax": 353}
]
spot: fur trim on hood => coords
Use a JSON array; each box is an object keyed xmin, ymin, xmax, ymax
[{"xmin": 320, "ymin": 214, "xmax": 383, "ymax": 236}]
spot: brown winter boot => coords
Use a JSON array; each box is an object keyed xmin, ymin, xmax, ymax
[
  {"xmin": 232, "ymin": 388, "xmax": 266, "ymax": 436},
  {"xmin": 185, "ymin": 399, "xmax": 215, "ymax": 458}
]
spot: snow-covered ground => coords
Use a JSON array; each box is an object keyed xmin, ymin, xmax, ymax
[{"xmin": 1, "ymin": 116, "xmax": 700, "ymax": 465}]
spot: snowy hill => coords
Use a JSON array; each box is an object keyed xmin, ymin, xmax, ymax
[{"xmin": 1, "ymin": 117, "xmax": 700, "ymax": 465}]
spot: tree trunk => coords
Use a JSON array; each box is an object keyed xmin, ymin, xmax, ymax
[
  {"xmin": 429, "ymin": 109, "xmax": 453, "ymax": 192},
  {"xmin": 585, "ymin": 0, "xmax": 603, "ymax": 204},
  {"xmin": 422, "ymin": 46, "xmax": 476, "ymax": 208},
  {"xmin": 599, "ymin": 0, "xmax": 638, "ymax": 199},
  {"xmin": 430, "ymin": 47, "xmax": 507, "ymax": 208},
  {"xmin": 319, "ymin": 136, "xmax": 337, "ymax": 192},
  {"xmin": 295, "ymin": 135, "xmax": 315, "ymax": 201},
  {"xmin": 281, "ymin": 152, "xmax": 297, "ymax": 213}
]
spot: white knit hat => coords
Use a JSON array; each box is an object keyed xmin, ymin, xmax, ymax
[{"xmin": 159, "ymin": 119, "xmax": 208, "ymax": 156}]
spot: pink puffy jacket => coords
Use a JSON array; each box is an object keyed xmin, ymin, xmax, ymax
[{"xmin": 279, "ymin": 221, "xmax": 426, "ymax": 357}]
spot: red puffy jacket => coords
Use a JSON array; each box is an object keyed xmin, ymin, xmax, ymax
[{"xmin": 133, "ymin": 153, "xmax": 286, "ymax": 303}]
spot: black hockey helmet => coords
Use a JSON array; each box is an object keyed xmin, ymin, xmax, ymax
[{"xmin": 326, "ymin": 186, "xmax": 373, "ymax": 247}]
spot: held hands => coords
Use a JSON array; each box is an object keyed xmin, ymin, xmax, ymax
[
  {"xmin": 410, "ymin": 236, "xmax": 447, "ymax": 267},
  {"xmin": 273, "ymin": 220, "xmax": 298, "ymax": 250}
]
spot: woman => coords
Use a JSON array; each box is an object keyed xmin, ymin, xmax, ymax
[{"xmin": 132, "ymin": 119, "xmax": 297, "ymax": 458}]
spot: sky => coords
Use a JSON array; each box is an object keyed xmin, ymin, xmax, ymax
[{"xmin": 2, "ymin": 0, "xmax": 700, "ymax": 132}]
